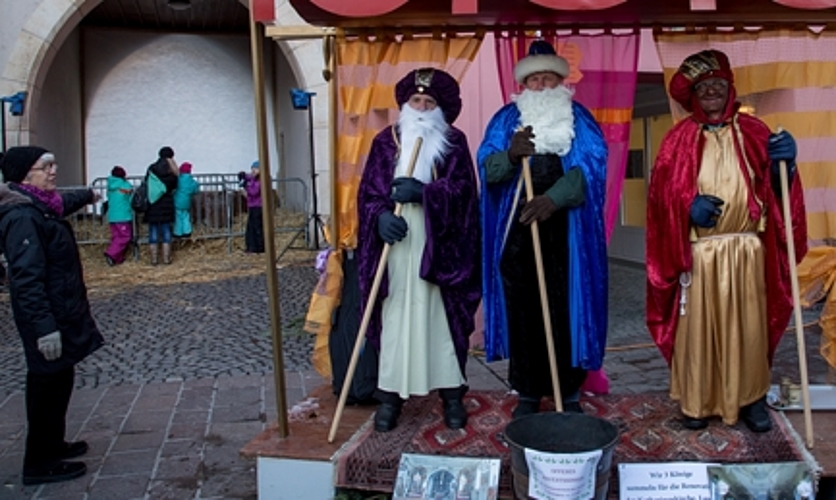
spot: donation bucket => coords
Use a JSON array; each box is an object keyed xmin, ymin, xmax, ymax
[{"xmin": 504, "ymin": 412, "xmax": 619, "ymax": 500}]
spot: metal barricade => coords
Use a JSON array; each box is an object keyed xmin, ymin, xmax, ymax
[{"xmin": 62, "ymin": 173, "xmax": 313, "ymax": 260}]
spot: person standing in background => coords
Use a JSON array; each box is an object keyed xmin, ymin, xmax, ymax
[
  {"xmin": 173, "ymin": 161, "xmax": 199, "ymax": 239},
  {"xmin": 239, "ymin": 161, "xmax": 264, "ymax": 253},
  {"xmin": 104, "ymin": 166, "xmax": 133, "ymax": 266},
  {"xmin": 143, "ymin": 146, "xmax": 179, "ymax": 265}
]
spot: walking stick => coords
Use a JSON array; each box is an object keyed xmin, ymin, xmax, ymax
[
  {"xmin": 778, "ymin": 155, "xmax": 814, "ymax": 449},
  {"xmin": 327, "ymin": 138, "xmax": 423, "ymax": 443},
  {"xmin": 521, "ymin": 157, "xmax": 563, "ymax": 412}
]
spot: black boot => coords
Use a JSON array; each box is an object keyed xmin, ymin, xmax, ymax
[
  {"xmin": 512, "ymin": 395, "xmax": 541, "ymax": 419},
  {"xmin": 440, "ymin": 386, "xmax": 468, "ymax": 430},
  {"xmin": 374, "ymin": 390, "xmax": 403, "ymax": 432},
  {"xmin": 682, "ymin": 415, "xmax": 709, "ymax": 430},
  {"xmin": 23, "ymin": 460, "xmax": 86, "ymax": 485},
  {"xmin": 740, "ymin": 397, "xmax": 772, "ymax": 433}
]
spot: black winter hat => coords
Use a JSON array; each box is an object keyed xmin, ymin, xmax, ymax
[
  {"xmin": 158, "ymin": 146, "xmax": 175, "ymax": 159},
  {"xmin": 0, "ymin": 146, "xmax": 49, "ymax": 183}
]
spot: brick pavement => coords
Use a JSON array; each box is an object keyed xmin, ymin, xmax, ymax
[{"xmin": 0, "ymin": 261, "xmax": 829, "ymax": 499}]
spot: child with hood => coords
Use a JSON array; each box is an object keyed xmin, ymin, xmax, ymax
[
  {"xmin": 238, "ymin": 161, "xmax": 264, "ymax": 253},
  {"xmin": 104, "ymin": 166, "xmax": 133, "ymax": 265},
  {"xmin": 173, "ymin": 161, "xmax": 199, "ymax": 238}
]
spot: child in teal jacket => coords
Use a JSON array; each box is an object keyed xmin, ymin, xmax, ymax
[
  {"xmin": 104, "ymin": 166, "xmax": 134, "ymax": 265},
  {"xmin": 173, "ymin": 162, "xmax": 200, "ymax": 238}
]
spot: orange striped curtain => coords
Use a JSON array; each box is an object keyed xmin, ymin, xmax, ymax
[
  {"xmin": 655, "ymin": 28, "xmax": 836, "ymax": 246},
  {"xmin": 307, "ymin": 34, "xmax": 482, "ymax": 377},
  {"xmin": 334, "ymin": 34, "xmax": 483, "ymax": 250}
]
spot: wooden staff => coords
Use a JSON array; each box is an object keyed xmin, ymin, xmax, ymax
[
  {"xmin": 521, "ymin": 157, "xmax": 563, "ymax": 411},
  {"xmin": 327, "ymin": 138, "xmax": 423, "ymax": 443},
  {"xmin": 778, "ymin": 155, "xmax": 814, "ymax": 449}
]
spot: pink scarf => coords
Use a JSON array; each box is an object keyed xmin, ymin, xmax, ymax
[{"xmin": 16, "ymin": 183, "xmax": 64, "ymax": 217}]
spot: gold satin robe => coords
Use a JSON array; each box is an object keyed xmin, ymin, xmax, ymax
[{"xmin": 670, "ymin": 126, "xmax": 770, "ymax": 425}]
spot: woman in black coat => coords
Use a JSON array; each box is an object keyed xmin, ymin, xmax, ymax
[
  {"xmin": 143, "ymin": 146, "xmax": 179, "ymax": 265},
  {"xmin": 0, "ymin": 146, "xmax": 104, "ymax": 486}
]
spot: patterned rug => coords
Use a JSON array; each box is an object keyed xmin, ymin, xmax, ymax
[{"xmin": 335, "ymin": 391, "xmax": 805, "ymax": 498}]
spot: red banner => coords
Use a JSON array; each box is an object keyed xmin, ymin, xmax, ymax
[
  {"xmin": 287, "ymin": 0, "xmax": 836, "ymax": 28},
  {"xmin": 252, "ymin": 0, "xmax": 275, "ymax": 22}
]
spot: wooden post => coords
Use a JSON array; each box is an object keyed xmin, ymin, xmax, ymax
[{"xmin": 249, "ymin": 1, "xmax": 288, "ymax": 437}]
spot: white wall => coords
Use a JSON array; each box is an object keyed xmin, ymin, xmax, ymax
[
  {"xmin": 37, "ymin": 27, "xmax": 84, "ymax": 187},
  {"xmin": 83, "ymin": 29, "xmax": 278, "ymax": 182}
]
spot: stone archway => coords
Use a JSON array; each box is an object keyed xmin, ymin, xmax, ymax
[{"xmin": 0, "ymin": 0, "xmax": 328, "ymax": 153}]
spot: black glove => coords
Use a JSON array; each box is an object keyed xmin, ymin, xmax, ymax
[
  {"xmin": 237, "ymin": 171, "xmax": 246, "ymax": 187},
  {"xmin": 519, "ymin": 195, "xmax": 557, "ymax": 225},
  {"xmin": 377, "ymin": 211, "xmax": 408, "ymax": 244},
  {"xmin": 690, "ymin": 194, "xmax": 724, "ymax": 228},
  {"xmin": 508, "ymin": 126, "xmax": 536, "ymax": 165},
  {"xmin": 768, "ymin": 130, "xmax": 797, "ymax": 180},
  {"xmin": 390, "ymin": 177, "xmax": 425, "ymax": 204}
]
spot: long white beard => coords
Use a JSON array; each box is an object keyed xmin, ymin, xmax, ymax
[
  {"xmin": 513, "ymin": 86, "xmax": 575, "ymax": 156},
  {"xmin": 396, "ymin": 104, "xmax": 451, "ymax": 183}
]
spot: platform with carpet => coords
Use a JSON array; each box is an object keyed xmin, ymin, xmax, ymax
[{"xmin": 241, "ymin": 385, "xmax": 812, "ymax": 499}]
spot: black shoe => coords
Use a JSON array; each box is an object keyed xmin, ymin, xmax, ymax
[
  {"xmin": 512, "ymin": 398, "xmax": 540, "ymax": 419},
  {"xmin": 23, "ymin": 460, "xmax": 87, "ymax": 486},
  {"xmin": 443, "ymin": 399, "xmax": 468, "ymax": 430},
  {"xmin": 740, "ymin": 397, "xmax": 772, "ymax": 433},
  {"xmin": 374, "ymin": 402, "xmax": 401, "ymax": 432},
  {"xmin": 682, "ymin": 416, "xmax": 708, "ymax": 430},
  {"xmin": 60, "ymin": 441, "xmax": 88, "ymax": 460},
  {"xmin": 104, "ymin": 254, "xmax": 115, "ymax": 266},
  {"xmin": 563, "ymin": 401, "xmax": 584, "ymax": 414}
]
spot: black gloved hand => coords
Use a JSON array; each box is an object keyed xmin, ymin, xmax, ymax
[
  {"xmin": 768, "ymin": 130, "xmax": 797, "ymax": 180},
  {"xmin": 377, "ymin": 211, "xmax": 408, "ymax": 244},
  {"xmin": 690, "ymin": 194, "xmax": 724, "ymax": 228},
  {"xmin": 237, "ymin": 171, "xmax": 246, "ymax": 187},
  {"xmin": 508, "ymin": 126, "xmax": 536, "ymax": 165},
  {"xmin": 390, "ymin": 177, "xmax": 425, "ymax": 204},
  {"xmin": 768, "ymin": 130, "xmax": 797, "ymax": 163},
  {"xmin": 519, "ymin": 195, "xmax": 557, "ymax": 225}
]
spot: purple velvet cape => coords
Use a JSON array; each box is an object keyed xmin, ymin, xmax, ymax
[{"xmin": 357, "ymin": 125, "xmax": 482, "ymax": 373}]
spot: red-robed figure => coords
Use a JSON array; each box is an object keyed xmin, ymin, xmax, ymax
[{"xmin": 646, "ymin": 50, "xmax": 807, "ymax": 432}]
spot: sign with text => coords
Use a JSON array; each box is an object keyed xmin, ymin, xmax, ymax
[
  {"xmin": 525, "ymin": 448, "xmax": 602, "ymax": 499},
  {"xmin": 619, "ymin": 462, "xmax": 716, "ymax": 500}
]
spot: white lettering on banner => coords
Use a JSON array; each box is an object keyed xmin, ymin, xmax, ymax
[{"xmin": 524, "ymin": 448, "xmax": 602, "ymax": 500}]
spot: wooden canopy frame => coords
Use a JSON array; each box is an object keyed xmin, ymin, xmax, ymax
[{"xmin": 249, "ymin": 0, "xmax": 833, "ymax": 439}]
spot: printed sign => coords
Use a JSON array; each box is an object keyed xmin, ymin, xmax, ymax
[
  {"xmin": 619, "ymin": 462, "xmax": 716, "ymax": 500},
  {"xmin": 525, "ymin": 448, "xmax": 603, "ymax": 499}
]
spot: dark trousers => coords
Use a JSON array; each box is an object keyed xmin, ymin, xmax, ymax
[
  {"xmin": 245, "ymin": 206, "xmax": 264, "ymax": 253},
  {"xmin": 24, "ymin": 367, "xmax": 74, "ymax": 469}
]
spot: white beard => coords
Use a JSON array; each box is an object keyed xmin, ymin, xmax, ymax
[
  {"xmin": 396, "ymin": 104, "xmax": 451, "ymax": 183},
  {"xmin": 513, "ymin": 86, "xmax": 575, "ymax": 156}
]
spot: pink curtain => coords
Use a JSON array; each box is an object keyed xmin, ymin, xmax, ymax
[{"xmin": 494, "ymin": 32, "xmax": 639, "ymax": 242}]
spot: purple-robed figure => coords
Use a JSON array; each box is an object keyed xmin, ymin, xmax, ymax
[
  {"xmin": 356, "ymin": 67, "xmax": 481, "ymax": 433},
  {"xmin": 357, "ymin": 127, "xmax": 481, "ymax": 363}
]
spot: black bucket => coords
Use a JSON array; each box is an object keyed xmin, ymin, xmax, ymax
[{"xmin": 504, "ymin": 413, "xmax": 619, "ymax": 500}]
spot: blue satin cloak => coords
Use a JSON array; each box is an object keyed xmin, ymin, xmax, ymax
[{"xmin": 476, "ymin": 102, "xmax": 609, "ymax": 370}]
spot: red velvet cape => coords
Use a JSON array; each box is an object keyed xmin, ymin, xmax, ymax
[{"xmin": 646, "ymin": 113, "xmax": 807, "ymax": 364}]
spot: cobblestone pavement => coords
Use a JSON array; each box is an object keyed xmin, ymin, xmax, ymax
[
  {"xmin": 0, "ymin": 260, "xmax": 829, "ymax": 499},
  {"xmin": 0, "ymin": 265, "xmax": 319, "ymax": 399}
]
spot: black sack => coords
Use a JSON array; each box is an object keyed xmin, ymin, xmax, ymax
[
  {"xmin": 329, "ymin": 251, "xmax": 379, "ymax": 405},
  {"xmin": 130, "ymin": 180, "xmax": 149, "ymax": 213}
]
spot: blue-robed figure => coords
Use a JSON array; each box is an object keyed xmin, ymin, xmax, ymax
[{"xmin": 476, "ymin": 40, "xmax": 608, "ymax": 418}]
